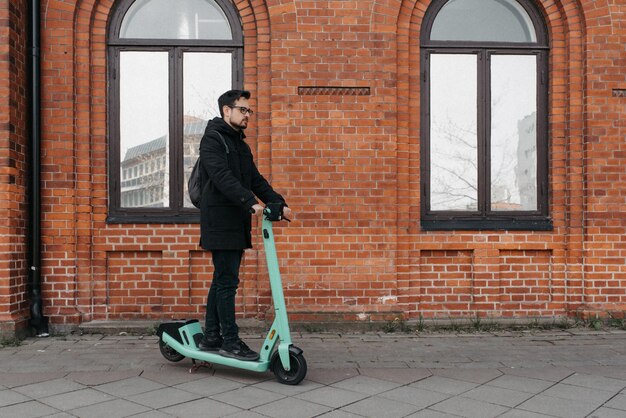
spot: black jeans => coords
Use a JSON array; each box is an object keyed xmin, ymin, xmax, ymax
[{"xmin": 204, "ymin": 249, "xmax": 243, "ymax": 344}]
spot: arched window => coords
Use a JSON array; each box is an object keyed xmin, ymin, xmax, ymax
[
  {"xmin": 420, "ymin": 0, "xmax": 550, "ymax": 230},
  {"xmin": 107, "ymin": 0, "xmax": 243, "ymax": 222}
]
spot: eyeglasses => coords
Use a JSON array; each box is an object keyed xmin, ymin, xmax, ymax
[{"xmin": 228, "ymin": 105, "xmax": 254, "ymax": 115}]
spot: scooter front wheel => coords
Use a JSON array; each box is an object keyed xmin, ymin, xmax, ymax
[
  {"xmin": 159, "ymin": 339, "xmax": 185, "ymax": 362},
  {"xmin": 271, "ymin": 350, "xmax": 307, "ymax": 385}
]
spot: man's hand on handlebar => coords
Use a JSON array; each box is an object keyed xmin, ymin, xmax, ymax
[
  {"xmin": 251, "ymin": 204, "xmax": 264, "ymax": 216},
  {"xmin": 250, "ymin": 204, "xmax": 293, "ymax": 221}
]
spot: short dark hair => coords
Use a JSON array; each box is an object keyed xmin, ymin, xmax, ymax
[{"xmin": 218, "ymin": 90, "xmax": 251, "ymax": 117}]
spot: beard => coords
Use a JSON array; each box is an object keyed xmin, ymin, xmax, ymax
[{"xmin": 232, "ymin": 118, "xmax": 248, "ymax": 131}]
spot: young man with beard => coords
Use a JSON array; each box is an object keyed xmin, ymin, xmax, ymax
[{"xmin": 197, "ymin": 90, "xmax": 291, "ymax": 361}]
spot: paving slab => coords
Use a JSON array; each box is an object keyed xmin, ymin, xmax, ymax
[
  {"xmin": 540, "ymin": 383, "xmax": 616, "ymax": 404},
  {"xmin": 160, "ymin": 397, "xmax": 241, "ymax": 418},
  {"xmin": 316, "ymin": 411, "xmax": 363, "ymax": 418},
  {"xmin": 173, "ymin": 376, "xmax": 246, "ymax": 397},
  {"xmin": 378, "ymin": 386, "xmax": 450, "ymax": 408},
  {"xmin": 252, "ymin": 396, "xmax": 332, "ymax": 418},
  {"xmin": 499, "ymin": 366, "xmax": 575, "ymax": 382},
  {"xmin": 295, "ymin": 386, "xmax": 369, "ymax": 408},
  {"xmin": 406, "ymin": 409, "xmax": 464, "ymax": 418},
  {"xmin": 66, "ymin": 370, "xmax": 140, "ymax": 386},
  {"xmin": 304, "ymin": 367, "xmax": 359, "ymax": 385},
  {"xmin": 252, "ymin": 378, "xmax": 323, "ymax": 396},
  {"xmin": 125, "ymin": 410, "xmax": 172, "ymax": 418},
  {"xmin": 358, "ymin": 367, "xmax": 432, "ymax": 384},
  {"xmin": 68, "ymin": 398, "xmax": 150, "ymax": 417},
  {"xmin": 12, "ymin": 378, "xmax": 85, "ymax": 399},
  {"xmin": 588, "ymin": 407, "xmax": 626, "ymax": 418},
  {"xmin": 330, "ymin": 375, "xmax": 402, "ymax": 395},
  {"xmin": 340, "ymin": 395, "xmax": 421, "ymax": 417},
  {"xmin": 428, "ymin": 395, "xmax": 510, "ymax": 418},
  {"xmin": 570, "ymin": 365, "xmax": 626, "ymax": 380},
  {"xmin": 410, "ymin": 375, "xmax": 479, "ymax": 395},
  {"xmin": 561, "ymin": 372, "xmax": 626, "ymax": 392},
  {"xmin": 484, "ymin": 374, "xmax": 554, "ymax": 394},
  {"xmin": 39, "ymin": 387, "xmax": 113, "ymax": 411},
  {"xmin": 517, "ymin": 394, "xmax": 600, "ymax": 418},
  {"xmin": 210, "ymin": 386, "xmax": 285, "ymax": 409},
  {"xmin": 0, "ymin": 372, "xmax": 66, "ymax": 389},
  {"xmin": 126, "ymin": 387, "xmax": 203, "ymax": 409},
  {"xmin": 432, "ymin": 368, "xmax": 502, "ymax": 384},
  {"xmin": 0, "ymin": 389, "xmax": 31, "ymax": 407},
  {"xmin": 95, "ymin": 376, "xmax": 166, "ymax": 397},
  {"xmin": 0, "ymin": 399, "xmax": 60, "ymax": 418},
  {"xmin": 141, "ymin": 369, "xmax": 208, "ymax": 386},
  {"xmin": 498, "ymin": 409, "xmax": 559, "ymax": 418},
  {"xmin": 211, "ymin": 366, "xmax": 273, "ymax": 384},
  {"xmin": 604, "ymin": 393, "xmax": 626, "ymax": 411},
  {"xmin": 461, "ymin": 385, "xmax": 534, "ymax": 407}
]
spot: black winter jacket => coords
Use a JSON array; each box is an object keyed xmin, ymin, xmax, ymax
[{"xmin": 199, "ymin": 118, "xmax": 286, "ymax": 250}]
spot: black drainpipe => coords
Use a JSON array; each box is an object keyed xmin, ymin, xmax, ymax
[{"xmin": 28, "ymin": 0, "xmax": 49, "ymax": 337}]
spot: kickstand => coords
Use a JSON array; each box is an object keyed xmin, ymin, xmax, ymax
[{"xmin": 189, "ymin": 358, "xmax": 212, "ymax": 374}]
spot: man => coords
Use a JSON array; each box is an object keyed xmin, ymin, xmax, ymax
[{"xmin": 198, "ymin": 90, "xmax": 291, "ymax": 361}]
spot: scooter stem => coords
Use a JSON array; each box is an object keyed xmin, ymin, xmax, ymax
[{"xmin": 262, "ymin": 210, "xmax": 293, "ymax": 368}]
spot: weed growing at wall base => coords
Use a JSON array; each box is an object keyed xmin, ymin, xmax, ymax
[{"xmin": 0, "ymin": 336, "xmax": 22, "ymax": 348}]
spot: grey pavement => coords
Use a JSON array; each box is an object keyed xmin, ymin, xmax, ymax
[{"xmin": 1, "ymin": 328, "xmax": 626, "ymax": 417}]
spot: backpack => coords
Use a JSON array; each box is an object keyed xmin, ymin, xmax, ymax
[{"xmin": 188, "ymin": 131, "xmax": 229, "ymax": 208}]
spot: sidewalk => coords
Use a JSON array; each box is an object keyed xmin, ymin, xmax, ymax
[{"xmin": 1, "ymin": 329, "xmax": 626, "ymax": 417}]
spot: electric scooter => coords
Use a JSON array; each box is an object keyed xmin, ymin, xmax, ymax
[{"xmin": 156, "ymin": 203, "xmax": 307, "ymax": 385}]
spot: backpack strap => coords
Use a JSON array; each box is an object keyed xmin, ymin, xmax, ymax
[
  {"xmin": 197, "ymin": 131, "xmax": 229, "ymax": 182},
  {"xmin": 213, "ymin": 131, "xmax": 229, "ymax": 154}
]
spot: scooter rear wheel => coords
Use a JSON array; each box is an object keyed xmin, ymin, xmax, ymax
[
  {"xmin": 159, "ymin": 339, "xmax": 185, "ymax": 362},
  {"xmin": 271, "ymin": 351, "xmax": 307, "ymax": 385}
]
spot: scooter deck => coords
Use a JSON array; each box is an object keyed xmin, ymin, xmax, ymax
[{"xmin": 161, "ymin": 331, "xmax": 272, "ymax": 372}]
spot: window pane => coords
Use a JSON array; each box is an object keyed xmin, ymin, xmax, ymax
[
  {"xmin": 490, "ymin": 55, "xmax": 537, "ymax": 211},
  {"xmin": 120, "ymin": 51, "xmax": 169, "ymax": 208},
  {"xmin": 431, "ymin": 0, "xmax": 537, "ymax": 43},
  {"xmin": 430, "ymin": 54, "xmax": 478, "ymax": 211},
  {"xmin": 120, "ymin": 0, "xmax": 232, "ymax": 40},
  {"xmin": 183, "ymin": 52, "xmax": 232, "ymax": 208}
]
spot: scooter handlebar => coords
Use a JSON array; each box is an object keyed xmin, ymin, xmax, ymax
[
  {"xmin": 249, "ymin": 203, "xmax": 290, "ymax": 222},
  {"xmin": 263, "ymin": 203, "xmax": 291, "ymax": 222}
]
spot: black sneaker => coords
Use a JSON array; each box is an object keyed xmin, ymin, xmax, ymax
[
  {"xmin": 219, "ymin": 340, "xmax": 259, "ymax": 361},
  {"xmin": 198, "ymin": 334, "xmax": 222, "ymax": 352}
]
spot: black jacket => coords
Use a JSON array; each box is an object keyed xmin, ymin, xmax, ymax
[{"xmin": 199, "ymin": 117, "xmax": 285, "ymax": 250}]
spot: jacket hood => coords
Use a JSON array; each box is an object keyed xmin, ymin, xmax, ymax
[{"xmin": 205, "ymin": 117, "xmax": 246, "ymax": 140}]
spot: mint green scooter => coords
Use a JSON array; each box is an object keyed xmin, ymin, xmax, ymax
[{"xmin": 157, "ymin": 204, "xmax": 307, "ymax": 385}]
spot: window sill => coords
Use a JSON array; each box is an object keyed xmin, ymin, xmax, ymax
[
  {"xmin": 107, "ymin": 212, "xmax": 200, "ymax": 224},
  {"xmin": 421, "ymin": 218, "xmax": 553, "ymax": 231}
]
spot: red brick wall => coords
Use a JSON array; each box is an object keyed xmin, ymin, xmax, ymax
[
  {"xmin": 1, "ymin": 0, "xmax": 625, "ymax": 333},
  {"xmin": 580, "ymin": 0, "xmax": 626, "ymax": 314},
  {"xmin": 0, "ymin": 0, "xmax": 29, "ymax": 333}
]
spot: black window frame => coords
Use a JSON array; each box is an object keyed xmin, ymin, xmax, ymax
[
  {"xmin": 106, "ymin": 0, "xmax": 244, "ymax": 223},
  {"xmin": 420, "ymin": 0, "xmax": 551, "ymax": 231}
]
